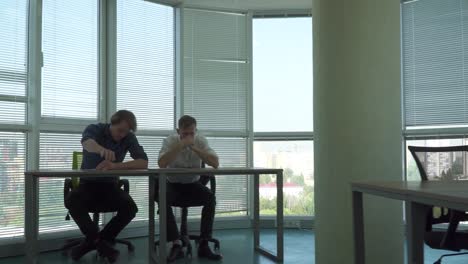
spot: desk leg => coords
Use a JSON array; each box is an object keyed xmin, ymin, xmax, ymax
[
  {"xmin": 158, "ymin": 173, "xmax": 167, "ymax": 264},
  {"xmin": 149, "ymin": 175, "xmax": 156, "ymax": 264},
  {"xmin": 253, "ymin": 173, "xmax": 260, "ymax": 249},
  {"xmin": 352, "ymin": 191, "xmax": 364, "ymax": 264},
  {"xmin": 406, "ymin": 202, "xmax": 426, "ymax": 264},
  {"xmin": 25, "ymin": 175, "xmax": 39, "ymax": 264},
  {"xmin": 276, "ymin": 171, "xmax": 284, "ymax": 262}
]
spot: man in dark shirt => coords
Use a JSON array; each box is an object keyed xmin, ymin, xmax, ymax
[{"xmin": 65, "ymin": 110, "xmax": 148, "ymax": 262}]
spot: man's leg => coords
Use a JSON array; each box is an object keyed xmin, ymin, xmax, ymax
[
  {"xmin": 65, "ymin": 185, "xmax": 99, "ymax": 241},
  {"xmin": 99, "ymin": 187, "xmax": 138, "ymax": 241},
  {"xmin": 64, "ymin": 185, "xmax": 99, "ymax": 260},
  {"xmin": 174, "ymin": 183, "xmax": 221, "ymax": 260},
  {"xmin": 162, "ymin": 183, "xmax": 185, "ymax": 262}
]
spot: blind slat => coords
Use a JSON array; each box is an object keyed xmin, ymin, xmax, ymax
[
  {"xmin": 116, "ymin": 0, "xmax": 174, "ymax": 131},
  {"xmin": 403, "ymin": 0, "xmax": 468, "ymax": 128},
  {"xmin": 41, "ymin": 0, "xmax": 98, "ymax": 120},
  {"xmin": 183, "ymin": 9, "xmax": 248, "ymax": 131}
]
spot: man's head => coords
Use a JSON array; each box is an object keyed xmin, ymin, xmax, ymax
[
  {"xmin": 177, "ymin": 115, "xmax": 197, "ymax": 139},
  {"xmin": 109, "ymin": 110, "xmax": 137, "ymax": 142}
]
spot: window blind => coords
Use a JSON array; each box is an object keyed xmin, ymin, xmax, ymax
[
  {"xmin": 0, "ymin": 132, "xmax": 25, "ymax": 239},
  {"xmin": 38, "ymin": 133, "xmax": 85, "ymax": 234},
  {"xmin": 0, "ymin": 0, "xmax": 27, "ymax": 125},
  {"xmin": 41, "ymin": 0, "xmax": 98, "ymax": 120},
  {"xmin": 183, "ymin": 8, "xmax": 248, "ymax": 131},
  {"xmin": 116, "ymin": 0, "xmax": 174, "ymax": 131},
  {"xmin": 403, "ymin": 0, "xmax": 468, "ymax": 128}
]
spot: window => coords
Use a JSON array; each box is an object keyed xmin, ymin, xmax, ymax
[
  {"xmin": 38, "ymin": 133, "xmax": 83, "ymax": 234},
  {"xmin": 183, "ymin": 8, "xmax": 248, "ymax": 131},
  {"xmin": 403, "ymin": 0, "xmax": 468, "ymax": 129},
  {"xmin": 255, "ymin": 141, "xmax": 314, "ymax": 215},
  {"xmin": 0, "ymin": 132, "xmax": 25, "ymax": 239},
  {"xmin": 0, "ymin": 0, "xmax": 27, "ymax": 240},
  {"xmin": 117, "ymin": 0, "xmax": 175, "ymax": 131},
  {"xmin": 406, "ymin": 138, "xmax": 468, "ymax": 181},
  {"xmin": 182, "ymin": 8, "xmax": 250, "ymax": 216},
  {"xmin": 253, "ymin": 17, "xmax": 313, "ymax": 216},
  {"xmin": 402, "ymin": 1, "xmax": 468, "ymax": 179},
  {"xmin": 0, "ymin": 0, "xmax": 27, "ymax": 125},
  {"xmin": 116, "ymin": 0, "xmax": 175, "ymax": 225},
  {"xmin": 253, "ymin": 18, "xmax": 313, "ymax": 132},
  {"xmin": 41, "ymin": 0, "xmax": 99, "ymax": 120}
]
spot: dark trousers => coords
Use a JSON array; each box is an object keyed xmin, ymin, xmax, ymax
[
  {"xmin": 65, "ymin": 182, "xmax": 138, "ymax": 241},
  {"xmin": 158, "ymin": 182, "xmax": 216, "ymax": 242}
]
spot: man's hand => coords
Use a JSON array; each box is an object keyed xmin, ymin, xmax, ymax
[
  {"xmin": 96, "ymin": 160, "xmax": 117, "ymax": 171},
  {"xmin": 180, "ymin": 136, "xmax": 195, "ymax": 147},
  {"xmin": 99, "ymin": 147, "xmax": 116, "ymax": 162}
]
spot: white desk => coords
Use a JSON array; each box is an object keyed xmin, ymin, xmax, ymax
[
  {"xmin": 24, "ymin": 168, "xmax": 284, "ymax": 264},
  {"xmin": 351, "ymin": 181, "xmax": 468, "ymax": 264}
]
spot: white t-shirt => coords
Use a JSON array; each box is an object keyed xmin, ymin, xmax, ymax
[{"xmin": 159, "ymin": 133, "xmax": 218, "ymax": 183}]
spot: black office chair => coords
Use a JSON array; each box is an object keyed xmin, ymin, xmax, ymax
[
  {"xmin": 61, "ymin": 152, "xmax": 135, "ymax": 257},
  {"xmin": 154, "ymin": 163, "xmax": 220, "ymax": 258},
  {"xmin": 409, "ymin": 145, "xmax": 468, "ymax": 264}
]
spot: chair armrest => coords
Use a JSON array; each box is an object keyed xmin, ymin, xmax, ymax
[{"xmin": 119, "ymin": 179, "xmax": 130, "ymax": 193}]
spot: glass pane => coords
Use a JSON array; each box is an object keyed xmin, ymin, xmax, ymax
[
  {"xmin": 39, "ymin": 133, "xmax": 83, "ymax": 234},
  {"xmin": 0, "ymin": 132, "xmax": 25, "ymax": 239},
  {"xmin": 253, "ymin": 18, "xmax": 313, "ymax": 132},
  {"xmin": 0, "ymin": 0, "xmax": 27, "ymax": 97},
  {"xmin": 117, "ymin": 0, "xmax": 175, "ymax": 130},
  {"xmin": 0, "ymin": 101, "xmax": 25, "ymax": 125},
  {"xmin": 406, "ymin": 138, "xmax": 468, "ymax": 181},
  {"xmin": 41, "ymin": 0, "xmax": 98, "ymax": 119},
  {"xmin": 254, "ymin": 140, "xmax": 314, "ymax": 216}
]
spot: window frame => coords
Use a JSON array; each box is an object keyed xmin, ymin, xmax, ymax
[
  {"xmin": 252, "ymin": 14, "xmax": 313, "ymax": 219},
  {"xmin": 400, "ymin": 0, "xmax": 468, "ymax": 181},
  {"xmin": 0, "ymin": 0, "xmax": 315, "ymax": 255}
]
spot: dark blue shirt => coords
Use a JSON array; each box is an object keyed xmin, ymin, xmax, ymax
[{"xmin": 80, "ymin": 123, "xmax": 148, "ymax": 183}]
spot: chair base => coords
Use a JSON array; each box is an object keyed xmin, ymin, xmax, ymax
[
  {"xmin": 61, "ymin": 237, "xmax": 135, "ymax": 256},
  {"xmin": 155, "ymin": 235, "xmax": 221, "ymax": 260}
]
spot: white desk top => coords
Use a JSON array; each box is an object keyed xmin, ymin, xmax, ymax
[
  {"xmin": 352, "ymin": 180, "xmax": 468, "ymax": 210},
  {"xmin": 25, "ymin": 167, "xmax": 283, "ymax": 178}
]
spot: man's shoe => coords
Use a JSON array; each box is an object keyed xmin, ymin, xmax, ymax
[
  {"xmin": 97, "ymin": 239, "xmax": 120, "ymax": 263},
  {"xmin": 168, "ymin": 244, "xmax": 185, "ymax": 263},
  {"xmin": 198, "ymin": 241, "xmax": 223, "ymax": 261},
  {"xmin": 71, "ymin": 239, "xmax": 97, "ymax": 261}
]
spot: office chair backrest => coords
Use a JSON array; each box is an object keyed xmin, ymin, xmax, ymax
[
  {"xmin": 409, "ymin": 145, "xmax": 468, "ymax": 219},
  {"xmin": 408, "ymin": 145, "xmax": 468, "ymax": 181},
  {"xmin": 71, "ymin": 151, "xmax": 83, "ymax": 188}
]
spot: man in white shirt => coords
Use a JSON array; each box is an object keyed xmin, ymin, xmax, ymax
[{"xmin": 158, "ymin": 115, "xmax": 222, "ymax": 262}]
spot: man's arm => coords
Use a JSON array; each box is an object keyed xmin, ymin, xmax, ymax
[
  {"xmin": 158, "ymin": 136, "xmax": 194, "ymax": 168},
  {"xmin": 96, "ymin": 159, "xmax": 148, "ymax": 170},
  {"xmin": 81, "ymin": 124, "xmax": 115, "ymax": 161},
  {"xmin": 191, "ymin": 136, "xmax": 219, "ymax": 168},
  {"xmin": 96, "ymin": 134, "xmax": 148, "ymax": 170},
  {"xmin": 191, "ymin": 146, "xmax": 219, "ymax": 168}
]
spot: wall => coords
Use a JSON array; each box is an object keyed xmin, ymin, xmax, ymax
[{"xmin": 313, "ymin": 0, "xmax": 404, "ymax": 263}]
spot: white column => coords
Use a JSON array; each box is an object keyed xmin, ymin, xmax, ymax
[{"xmin": 313, "ymin": 0, "xmax": 404, "ymax": 263}]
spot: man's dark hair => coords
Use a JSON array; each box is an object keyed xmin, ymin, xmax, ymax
[
  {"xmin": 178, "ymin": 115, "xmax": 197, "ymax": 129},
  {"xmin": 111, "ymin": 110, "xmax": 137, "ymax": 132}
]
